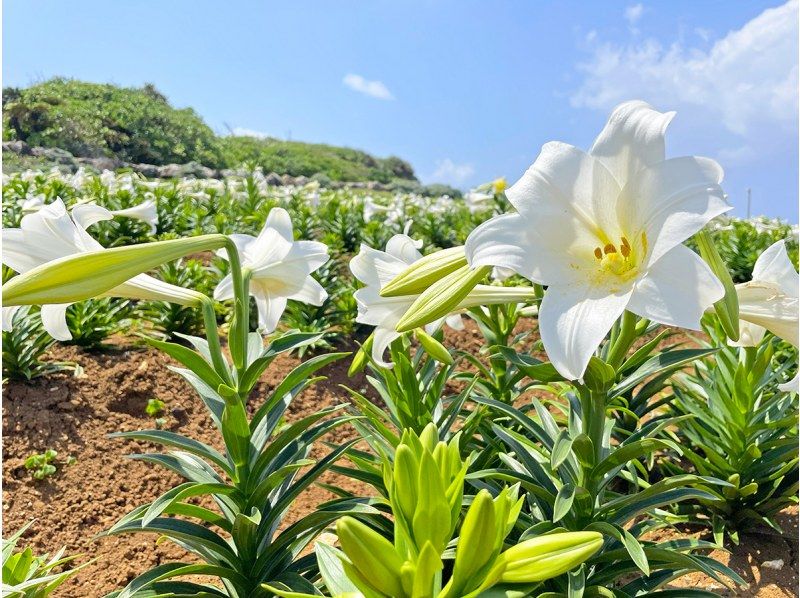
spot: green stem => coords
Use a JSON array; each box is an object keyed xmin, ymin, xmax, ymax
[
  {"xmin": 200, "ymin": 296, "xmax": 234, "ymax": 386},
  {"xmin": 743, "ymin": 345, "xmax": 757, "ymax": 374},
  {"xmin": 606, "ymin": 310, "xmax": 637, "ymax": 370},
  {"xmin": 579, "ymin": 385, "xmax": 607, "ymax": 469},
  {"xmin": 223, "ymin": 237, "xmax": 251, "ymax": 384}
]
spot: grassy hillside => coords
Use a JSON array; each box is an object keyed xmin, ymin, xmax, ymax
[
  {"xmin": 218, "ymin": 136, "xmax": 415, "ymax": 183},
  {"xmin": 2, "ymin": 78, "xmax": 418, "ymax": 183},
  {"xmin": 3, "ymin": 79, "xmax": 223, "ymax": 167}
]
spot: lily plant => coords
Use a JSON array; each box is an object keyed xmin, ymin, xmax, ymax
[
  {"xmin": 1, "ymin": 207, "xmax": 366, "ymax": 596},
  {"xmin": 265, "ymin": 425, "xmax": 603, "ymax": 598}
]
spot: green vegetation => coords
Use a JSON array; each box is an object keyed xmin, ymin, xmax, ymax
[
  {"xmin": 3, "ymin": 79, "xmax": 420, "ymax": 184},
  {"xmin": 3, "ymin": 522, "xmax": 87, "ymax": 596},
  {"xmin": 24, "ymin": 449, "xmax": 59, "ymax": 480},
  {"xmin": 3, "ymin": 79, "xmax": 222, "ymax": 167},
  {"xmin": 218, "ymin": 136, "xmax": 416, "ymax": 183}
]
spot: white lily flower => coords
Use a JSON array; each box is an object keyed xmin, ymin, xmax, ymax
[
  {"xmin": 350, "ymin": 234, "xmax": 464, "ymax": 367},
  {"xmin": 464, "ymin": 190, "xmax": 493, "ymax": 213},
  {"xmin": 1, "ymin": 199, "xmax": 197, "ymax": 341},
  {"xmin": 363, "ymin": 195, "xmax": 389, "ymax": 222},
  {"xmin": 732, "ymin": 240, "xmax": 799, "ymax": 392},
  {"xmin": 21, "ymin": 194, "xmax": 45, "ymax": 213},
  {"xmin": 465, "ymin": 100, "xmax": 729, "ymax": 380},
  {"xmin": 213, "ymin": 207, "xmax": 329, "ymax": 334},
  {"xmin": 110, "ymin": 200, "xmax": 159, "ymax": 234}
]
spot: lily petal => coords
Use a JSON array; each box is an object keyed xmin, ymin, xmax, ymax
[
  {"xmin": 40, "ymin": 303, "xmax": 73, "ymax": 341},
  {"xmin": 628, "ymin": 244, "xmax": 724, "ymax": 330},
  {"xmin": 623, "ymin": 156, "xmax": 729, "ymax": 266},
  {"xmin": 730, "ymin": 320, "xmax": 767, "ymax": 348},
  {"xmin": 213, "ymin": 274, "xmax": 235, "ymax": 302},
  {"xmin": 264, "ymin": 207, "xmax": 294, "ymax": 243},
  {"xmin": 248, "ymin": 227, "xmax": 294, "ymax": 268},
  {"xmin": 466, "ymin": 214, "xmax": 536, "ymax": 277},
  {"xmin": 350, "ymin": 244, "xmax": 407, "ymax": 289},
  {"xmin": 254, "ymin": 292, "xmax": 288, "ymax": 334},
  {"xmin": 737, "ymin": 283, "xmax": 799, "ymax": 347},
  {"xmin": 353, "ymin": 286, "xmax": 413, "ymax": 328},
  {"xmin": 1, "ymin": 306, "xmax": 21, "ymax": 331},
  {"xmin": 20, "ymin": 199, "xmax": 98, "ymax": 257},
  {"xmin": 752, "ymin": 240, "xmax": 798, "ymax": 299},
  {"xmin": 445, "ymin": 313, "xmax": 465, "ymax": 331},
  {"xmin": 505, "ymin": 142, "xmax": 620, "ymax": 237},
  {"xmin": 111, "ymin": 200, "xmax": 158, "ymax": 234},
  {"xmin": 71, "ymin": 202, "xmax": 114, "ymax": 230},
  {"xmin": 287, "ymin": 276, "xmax": 328, "ymax": 306},
  {"xmin": 385, "ymin": 234, "xmax": 423, "ymax": 265},
  {"xmin": 539, "ymin": 283, "xmax": 632, "ymax": 380},
  {"xmin": 372, "ymin": 326, "xmax": 401, "ymax": 368},
  {"xmin": 778, "ymin": 371, "xmax": 799, "ymax": 394},
  {"xmin": 1, "ymin": 229, "xmax": 48, "ymax": 273},
  {"xmin": 465, "ymin": 213, "xmax": 590, "ymax": 285},
  {"xmin": 589, "ymin": 100, "xmax": 675, "ymax": 187},
  {"xmin": 216, "ymin": 233, "xmax": 257, "ymax": 263}
]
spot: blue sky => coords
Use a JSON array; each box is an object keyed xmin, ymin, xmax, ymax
[{"xmin": 4, "ymin": 0, "xmax": 798, "ymax": 220}]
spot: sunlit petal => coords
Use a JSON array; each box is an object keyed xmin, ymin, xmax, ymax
[
  {"xmin": 589, "ymin": 100, "xmax": 675, "ymax": 187},
  {"xmin": 72, "ymin": 202, "xmax": 114, "ymax": 230},
  {"xmin": 623, "ymin": 156, "xmax": 728, "ymax": 265},
  {"xmin": 628, "ymin": 244, "xmax": 724, "ymax": 330},
  {"xmin": 539, "ymin": 283, "xmax": 632, "ymax": 380},
  {"xmin": 751, "ymin": 240, "xmax": 798, "ymax": 299},
  {"xmin": 40, "ymin": 303, "xmax": 73, "ymax": 341}
]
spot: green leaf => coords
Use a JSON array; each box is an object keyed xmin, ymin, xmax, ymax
[
  {"xmin": 611, "ymin": 349, "xmax": 717, "ymax": 399},
  {"xmin": 144, "ymin": 336, "xmax": 226, "ymax": 392},
  {"xmin": 553, "ymin": 484, "xmax": 576, "ymax": 523}
]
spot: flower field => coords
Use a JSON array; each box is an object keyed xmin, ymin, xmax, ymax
[{"xmin": 2, "ymin": 102, "xmax": 799, "ymax": 597}]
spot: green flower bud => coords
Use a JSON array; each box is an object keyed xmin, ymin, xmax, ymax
[
  {"xmin": 3, "ymin": 235, "xmax": 225, "ymax": 307},
  {"xmin": 411, "ymin": 542, "xmax": 443, "ymax": 598},
  {"xmin": 380, "ymin": 246, "xmax": 467, "ymax": 297},
  {"xmin": 498, "ymin": 531, "xmax": 603, "ymax": 583},
  {"xmin": 396, "ymin": 265, "xmax": 491, "ymax": 332},
  {"xmin": 336, "ymin": 516, "xmax": 405, "ymax": 597},
  {"xmin": 695, "ymin": 229, "xmax": 740, "ymax": 341},
  {"xmin": 413, "ymin": 451, "xmax": 452, "ymax": 554},
  {"xmin": 415, "ymin": 329, "xmax": 454, "ymax": 365},
  {"xmin": 447, "ymin": 490, "xmax": 499, "ymax": 597},
  {"xmin": 348, "ymin": 334, "xmax": 374, "ymax": 376},
  {"xmin": 393, "ymin": 445, "xmax": 420, "ymax": 525}
]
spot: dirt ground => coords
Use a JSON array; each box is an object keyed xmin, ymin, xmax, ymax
[{"xmin": 2, "ymin": 322, "xmax": 797, "ymax": 597}]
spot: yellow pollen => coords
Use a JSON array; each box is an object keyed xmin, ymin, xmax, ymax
[{"xmin": 593, "ymin": 234, "xmax": 640, "ymax": 282}]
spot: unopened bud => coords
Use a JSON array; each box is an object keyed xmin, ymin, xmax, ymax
[
  {"xmin": 336, "ymin": 516, "xmax": 406, "ymax": 597},
  {"xmin": 415, "ymin": 329, "xmax": 453, "ymax": 364},
  {"xmin": 696, "ymin": 229, "xmax": 739, "ymax": 341},
  {"xmin": 3, "ymin": 235, "xmax": 225, "ymax": 307},
  {"xmin": 396, "ymin": 265, "xmax": 491, "ymax": 332},
  {"xmin": 380, "ymin": 246, "xmax": 467, "ymax": 297},
  {"xmin": 498, "ymin": 531, "xmax": 603, "ymax": 583}
]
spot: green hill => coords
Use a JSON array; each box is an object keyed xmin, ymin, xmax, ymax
[
  {"xmin": 218, "ymin": 136, "xmax": 416, "ymax": 183},
  {"xmin": 2, "ymin": 78, "xmax": 418, "ymax": 183}
]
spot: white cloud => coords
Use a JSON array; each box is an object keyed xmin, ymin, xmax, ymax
[
  {"xmin": 431, "ymin": 159, "xmax": 474, "ymax": 186},
  {"xmin": 717, "ymin": 144, "xmax": 757, "ymax": 165},
  {"xmin": 343, "ymin": 73, "xmax": 394, "ymax": 100},
  {"xmin": 624, "ymin": 3, "xmax": 644, "ymax": 26},
  {"xmin": 571, "ymin": 0, "xmax": 798, "ymax": 136},
  {"xmin": 231, "ymin": 127, "xmax": 269, "ymax": 139}
]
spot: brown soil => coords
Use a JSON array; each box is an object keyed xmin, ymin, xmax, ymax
[{"xmin": 2, "ymin": 321, "xmax": 797, "ymax": 597}]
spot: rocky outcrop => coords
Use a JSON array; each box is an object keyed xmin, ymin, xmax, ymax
[{"xmin": 2, "ymin": 141, "xmax": 395, "ymax": 190}]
